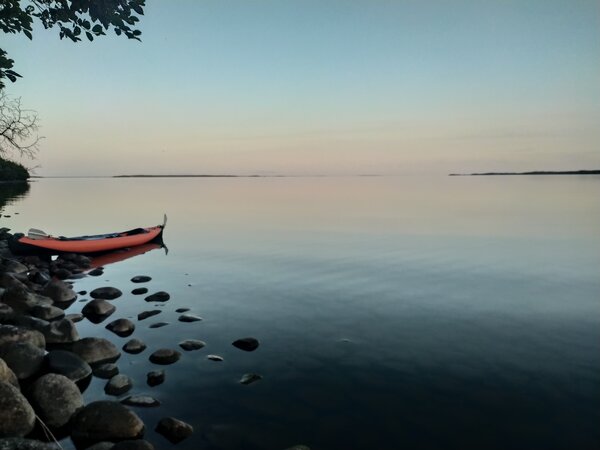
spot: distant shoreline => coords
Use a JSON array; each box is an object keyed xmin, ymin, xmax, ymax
[
  {"xmin": 113, "ymin": 174, "xmax": 274, "ymax": 178},
  {"xmin": 449, "ymin": 170, "xmax": 600, "ymax": 176}
]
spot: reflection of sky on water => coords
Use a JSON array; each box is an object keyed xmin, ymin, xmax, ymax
[{"xmin": 3, "ymin": 176, "xmax": 599, "ymax": 449}]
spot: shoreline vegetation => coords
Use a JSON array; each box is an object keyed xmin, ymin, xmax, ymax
[
  {"xmin": 449, "ymin": 170, "xmax": 600, "ymax": 176},
  {"xmin": 0, "ymin": 158, "xmax": 29, "ymax": 182}
]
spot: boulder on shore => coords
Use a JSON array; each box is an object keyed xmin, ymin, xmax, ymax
[
  {"xmin": 71, "ymin": 337, "xmax": 120, "ymax": 366},
  {"xmin": 30, "ymin": 373, "xmax": 84, "ymax": 428},
  {"xmin": 70, "ymin": 401, "xmax": 145, "ymax": 442},
  {"xmin": 0, "ymin": 381, "xmax": 35, "ymax": 437}
]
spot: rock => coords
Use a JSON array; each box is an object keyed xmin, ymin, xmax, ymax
[
  {"xmin": 30, "ymin": 304, "xmax": 65, "ymax": 321},
  {"xmin": 66, "ymin": 313, "xmax": 84, "ymax": 323},
  {"xmin": 239, "ymin": 373, "xmax": 263, "ymax": 385},
  {"xmin": 71, "ymin": 401, "xmax": 144, "ymax": 442},
  {"xmin": 149, "ymin": 349, "xmax": 180, "ymax": 365},
  {"xmin": 122, "ymin": 339, "xmax": 146, "ymax": 354},
  {"xmin": 2, "ymin": 287, "xmax": 53, "ymax": 314},
  {"xmin": 131, "ymin": 288, "xmax": 148, "ymax": 295},
  {"xmin": 112, "ymin": 440, "xmax": 155, "ymax": 450},
  {"xmin": 0, "ymin": 438, "xmax": 60, "ymax": 449},
  {"xmin": 130, "ymin": 276, "xmax": 151, "ymax": 283},
  {"xmin": 43, "ymin": 318, "xmax": 79, "ymax": 344},
  {"xmin": 0, "ymin": 381, "xmax": 35, "ymax": 437},
  {"xmin": 146, "ymin": 370, "xmax": 165, "ymax": 387},
  {"xmin": 41, "ymin": 280, "xmax": 77, "ymax": 303},
  {"xmin": 30, "ymin": 373, "xmax": 84, "ymax": 428},
  {"xmin": 11, "ymin": 316, "xmax": 49, "ymax": 333},
  {"xmin": 178, "ymin": 314, "xmax": 202, "ymax": 323},
  {"xmin": 105, "ymin": 374, "xmax": 133, "ymax": 396},
  {"xmin": 178, "ymin": 339, "xmax": 206, "ymax": 351},
  {"xmin": 106, "ymin": 319, "xmax": 135, "ymax": 338},
  {"xmin": 93, "ymin": 363, "xmax": 119, "ymax": 379},
  {"xmin": 52, "ymin": 268, "xmax": 72, "ymax": 280},
  {"xmin": 0, "ymin": 342, "xmax": 45, "ymax": 380},
  {"xmin": 148, "ymin": 322, "xmax": 168, "ymax": 329},
  {"xmin": 0, "ymin": 325, "xmax": 45, "ymax": 350},
  {"xmin": 2, "ymin": 259, "xmax": 28, "ymax": 274},
  {"xmin": 284, "ymin": 446, "xmax": 311, "ymax": 450},
  {"xmin": 206, "ymin": 354, "xmax": 223, "ymax": 362},
  {"xmin": 0, "ymin": 357, "xmax": 19, "ymax": 387},
  {"xmin": 0, "ymin": 303, "xmax": 15, "ymax": 323},
  {"xmin": 155, "ymin": 417, "xmax": 193, "ymax": 444},
  {"xmin": 78, "ymin": 290, "xmax": 87, "ymax": 295},
  {"xmin": 84, "ymin": 443, "xmax": 114, "ymax": 450},
  {"xmin": 47, "ymin": 350, "xmax": 92, "ymax": 383},
  {"xmin": 88, "ymin": 268, "xmax": 104, "ymax": 277},
  {"xmin": 232, "ymin": 337, "xmax": 259, "ymax": 352},
  {"xmin": 82, "ymin": 299, "xmax": 116, "ymax": 323},
  {"xmin": 137, "ymin": 310, "xmax": 160, "ymax": 321},
  {"xmin": 121, "ymin": 396, "xmax": 160, "ymax": 407},
  {"xmin": 28, "ymin": 269, "xmax": 51, "ymax": 286},
  {"xmin": 90, "ymin": 287, "xmax": 122, "ymax": 300},
  {"xmin": 71, "ymin": 338, "xmax": 120, "ymax": 366},
  {"xmin": 175, "ymin": 308, "xmax": 190, "ymax": 313},
  {"xmin": 144, "ymin": 292, "xmax": 169, "ymax": 302}
]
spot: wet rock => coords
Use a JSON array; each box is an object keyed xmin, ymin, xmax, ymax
[
  {"xmin": 2, "ymin": 287, "xmax": 53, "ymax": 314},
  {"xmin": 28, "ymin": 269, "xmax": 51, "ymax": 286},
  {"xmin": 0, "ymin": 438, "xmax": 60, "ymax": 449},
  {"xmin": 78, "ymin": 290, "xmax": 87, "ymax": 296},
  {"xmin": 66, "ymin": 313, "xmax": 84, "ymax": 323},
  {"xmin": 178, "ymin": 314, "xmax": 202, "ymax": 323},
  {"xmin": 47, "ymin": 350, "xmax": 92, "ymax": 383},
  {"xmin": 105, "ymin": 374, "xmax": 133, "ymax": 396},
  {"xmin": 71, "ymin": 338, "xmax": 120, "ymax": 366},
  {"xmin": 11, "ymin": 315, "xmax": 49, "ymax": 333},
  {"xmin": 121, "ymin": 395, "xmax": 160, "ymax": 407},
  {"xmin": 284, "ymin": 446, "xmax": 311, "ymax": 450},
  {"xmin": 148, "ymin": 322, "xmax": 169, "ymax": 329},
  {"xmin": 106, "ymin": 319, "xmax": 135, "ymax": 338},
  {"xmin": 0, "ymin": 303, "xmax": 15, "ymax": 323},
  {"xmin": 84, "ymin": 443, "xmax": 114, "ymax": 450},
  {"xmin": 232, "ymin": 337, "xmax": 259, "ymax": 352},
  {"xmin": 149, "ymin": 349, "xmax": 180, "ymax": 365},
  {"xmin": 88, "ymin": 268, "xmax": 104, "ymax": 277},
  {"xmin": 43, "ymin": 318, "xmax": 80, "ymax": 344},
  {"xmin": 0, "ymin": 325, "xmax": 45, "ymax": 350},
  {"xmin": 41, "ymin": 280, "xmax": 77, "ymax": 303},
  {"xmin": 93, "ymin": 363, "xmax": 119, "ymax": 379},
  {"xmin": 71, "ymin": 401, "xmax": 145, "ymax": 442},
  {"xmin": 2, "ymin": 259, "xmax": 28, "ymax": 274},
  {"xmin": 175, "ymin": 308, "xmax": 190, "ymax": 313},
  {"xmin": 206, "ymin": 354, "xmax": 223, "ymax": 362},
  {"xmin": 146, "ymin": 370, "xmax": 165, "ymax": 387},
  {"xmin": 137, "ymin": 310, "xmax": 160, "ymax": 321},
  {"xmin": 131, "ymin": 288, "xmax": 148, "ymax": 295},
  {"xmin": 0, "ymin": 381, "xmax": 35, "ymax": 437},
  {"xmin": 0, "ymin": 357, "xmax": 19, "ymax": 387},
  {"xmin": 31, "ymin": 373, "xmax": 84, "ymax": 428},
  {"xmin": 30, "ymin": 304, "xmax": 65, "ymax": 321},
  {"xmin": 131, "ymin": 276, "xmax": 151, "ymax": 284},
  {"xmin": 179, "ymin": 339, "xmax": 206, "ymax": 351},
  {"xmin": 52, "ymin": 268, "xmax": 72, "ymax": 280},
  {"xmin": 122, "ymin": 339, "xmax": 146, "ymax": 354},
  {"xmin": 90, "ymin": 287, "xmax": 122, "ymax": 300},
  {"xmin": 155, "ymin": 417, "xmax": 193, "ymax": 444},
  {"xmin": 112, "ymin": 440, "xmax": 155, "ymax": 450},
  {"xmin": 82, "ymin": 299, "xmax": 116, "ymax": 323},
  {"xmin": 144, "ymin": 292, "xmax": 170, "ymax": 302},
  {"xmin": 239, "ymin": 373, "xmax": 263, "ymax": 385},
  {"xmin": 0, "ymin": 342, "xmax": 45, "ymax": 380}
]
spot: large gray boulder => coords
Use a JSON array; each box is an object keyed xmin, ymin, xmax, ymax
[
  {"xmin": 71, "ymin": 401, "xmax": 144, "ymax": 442},
  {"xmin": 1, "ymin": 287, "xmax": 53, "ymax": 314},
  {"xmin": 90, "ymin": 287, "xmax": 122, "ymax": 300},
  {"xmin": 46, "ymin": 350, "xmax": 92, "ymax": 383},
  {"xmin": 0, "ymin": 381, "xmax": 35, "ymax": 437},
  {"xmin": 42, "ymin": 318, "xmax": 79, "ymax": 344},
  {"xmin": 0, "ymin": 342, "xmax": 45, "ymax": 380},
  {"xmin": 40, "ymin": 280, "xmax": 77, "ymax": 303},
  {"xmin": 0, "ymin": 325, "xmax": 45, "ymax": 350},
  {"xmin": 71, "ymin": 338, "xmax": 120, "ymax": 366},
  {"xmin": 0, "ymin": 438, "xmax": 59, "ymax": 449},
  {"xmin": 30, "ymin": 373, "xmax": 84, "ymax": 428},
  {"xmin": 0, "ymin": 357, "xmax": 19, "ymax": 387},
  {"xmin": 81, "ymin": 299, "xmax": 116, "ymax": 323}
]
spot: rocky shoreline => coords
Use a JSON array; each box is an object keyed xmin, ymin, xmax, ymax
[{"xmin": 0, "ymin": 227, "xmax": 198, "ymax": 449}]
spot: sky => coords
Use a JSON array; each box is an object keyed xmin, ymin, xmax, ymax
[{"xmin": 2, "ymin": 0, "xmax": 600, "ymax": 176}]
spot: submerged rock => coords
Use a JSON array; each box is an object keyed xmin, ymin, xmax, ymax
[
  {"xmin": 239, "ymin": 373, "xmax": 263, "ymax": 385},
  {"xmin": 121, "ymin": 395, "xmax": 160, "ymax": 407},
  {"xmin": 70, "ymin": 401, "xmax": 145, "ymax": 442},
  {"xmin": 47, "ymin": 350, "xmax": 92, "ymax": 383},
  {"xmin": 123, "ymin": 339, "xmax": 146, "ymax": 354},
  {"xmin": 90, "ymin": 287, "xmax": 122, "ymax": 300},
  {"xmin": 178, "ymin": 314, "xmax": 202, "ymax": 323},
  {"xmin": 155, "ymin": 417, "xmax": 193, "ymax": 444},
  {"xmin": 175, "ymin": 308, "xmax": 189, "ymax": 313},
  {"xmin": 71, "ymin": 337, "xmax": 120, "ymax": 366},
  {"xmin": 232, "ymin": 337, "xmax": 259, "ymax": 352},
  {"xmin": 106, "ymin": 319, "xmax": 135, "ymax": 337},
  {"xmin": 146, "ymin": 370, "xmax": 165, "ymax": 387},
  {"xmin": 30, "ymin": 373, "xmax": 84, "ymax": 428},
  {"xmin": 105, "ymin": 374, "xmax": 133, "ymax": 396},
  {"xmin": 0, "ymin": 381, "xmax": 35, "ymax": 437},
  {"xmin": 149, "ymin": 349, "xmax": 180, "ymax": 365},
  {"xmin": 137, "ymin": 310, "xmax": 160, "ymax": 321},
  {"xmin": 144, "ymin": 291, "xmax": 170, "ymax": 302},
  {"xmin": 179, "ymin": 339, "xmax": 206, "ymax": 351},
  {"xmin": 206, "ymin": 354, "xmax": 223, "ymax": 362},
  {"xmin": 82, "ymin": 299, "xmax": 116, "ymax": 323},
  {"xmin": 88, "ymin": 268, "xmax": 104, "ymax": 277},
  {"xmin": 131, "ymin": 276, "xmax": 151, "ymax": 283},
  {"xmin": 148, "ymin": 322, "xmax": 169, "ymax": 329},
  {"xmin": 131, "ymin": 287, "xmax": 148, "ymax": 295},
  {"xmin": 93, "ymin": 363, "xmax": 119, "ymax": 379}
]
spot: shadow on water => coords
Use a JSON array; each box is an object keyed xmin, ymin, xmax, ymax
[{"xmin": 0, "ymin": 181, "xmax": 30, "ymax": 215}]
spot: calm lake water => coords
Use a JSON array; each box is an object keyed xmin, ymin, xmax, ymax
[{"xmin": 1, "ymin": 176, "xmax": 600, "ymax": 450}]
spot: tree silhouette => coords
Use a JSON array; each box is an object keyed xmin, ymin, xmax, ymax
[{"xmin": 0, "ymin": 91, "xmax": 41, "ymax": 158}]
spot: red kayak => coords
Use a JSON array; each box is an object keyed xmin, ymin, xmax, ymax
[{"xmin": 10, "ymin": 216, "xmax": 166, "ymax": 255}]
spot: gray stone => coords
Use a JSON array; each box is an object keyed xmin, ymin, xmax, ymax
[
  {"xmin": 1, "ymin": 287, "xmax": 53, "ymax": 314},
  {"xmin": 71, "ymin": 401, "xmax": 144, "ymax": 442},
  {"xmin": 232, "ymin": 337, "xmax": 259, "ymax": 352},
  {"xmin": 148, "ymin": 322, "xmax": 168, "ymax": 329},
  {"xmin": 106, "ymin": 319, "xmax": 135, "ymax": 338},
  {"xmin": 175, "ymin": 308, "xmax": 190, "ymax": 313},
  {"xmin": 0, "ymin": 381, "xmax": 35, "ymax": 437},
  {"xmin": 66, "ymin": 313, "xmax": 84, "ymax": 323},
  {"xmin": 47, "ymin": 350, "xmax": 92, "ymax": 383},
  {"xmin": 149, "ymin": 349, "xmax": 180, "ymax": 365},
  {"xmin": 0, "ymin": 357, "xmax": 19, "ymax": 387},
  {"xmin": 43, "ymin": 318, "xmax": 79, "ymax": 344},
  {"xmin": 121, "ymin": 395, "xmax": 160, "ymax": 407},
  {"xmin": 0, "ymin": 303, "xmax": 15, "ymax": 323},
  {"xmin": 90, "ymin": 287, "xmax": 122, "ymax": 300},
  {"xmin": 122, "ymin": 339, "xmax": 146, "ymax": 355},
  {"xmin": 93, "ymin": 363, "xmax": 119, "ymax": 379},
  {"xmin": 179, "ymin": 339, "xmax": 206, "ymax": 351},
  {"xmin": 178, "ymin": 314, "xmax": 202, "ymax": 323},
  {"xmin": 146, "ymin": 370, "xmax": 164, "ymax": 387},
  {"xmin": 83, "ymin": 443, "xmax": 113, "ymax": 450},
  {"xmin": 82, "ymin": 299, "xmax": 116, "ymax": 323},
  {"xmin": 2, "ymin": 259, "xmax": 28, "ymax": 274},
  {"xmin": 71, "ymin": 338, "xmax": 120, "ymax": 366},
  {"xmin": 137, "ymin": 310, "xmax": 160, "ymax": 321},
  {"xmin": 130, "ymin": 276, "xmax": 151, "ymax": 283},
  {"xmin": 131, "ymin": 288, "xmax": 148, "ymax": 295},
  {"xmin": 0, "ymin": 342, "xmax": 44, "ymax": 380},
  {"xmin": 112, "ymin": 440, "xmax": 154, "ymax": 450},
  {"xmin": 0, "ymin": 438, "xmax": 59, "ymax": 449},
  {"xmin": 30, "ymin": 304, "xmax": 65, "ymax": 321},
  {"xmin": 105, "ymin": 374, "xmax": 133, "ymax": 396},
  {"xmin": 0, "ymin": 325, "xmax": 45, "ymax": 350},
  {"xmin": 239, "ymin": 373, "xmax": 263, "ymax": 385},
  {"xmin": 155, "ymin": 417, "xmax": 193, "ymax": 444},
  {"xmin": 144, "ymin": 292, "xmax": 169, "ymax": 302},
  {"xmin": 88, "ymin": 268, "xmax": 104, "ymax": 277},
  {"xmin": 207, "ymin": 354, "xmax": 223, "ymax": 362},
  {"xmin": 41, "ymin": 280, "xmax": 77, "ymax": 303},
  {"xmin": 30, "ymin": 373, "xmax": 84, "ymax": 428}
]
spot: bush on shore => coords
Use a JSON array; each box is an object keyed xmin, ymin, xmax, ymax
[{"xmin": 0, "ymin": 158, "xmax": 29, "ymax": 181}]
